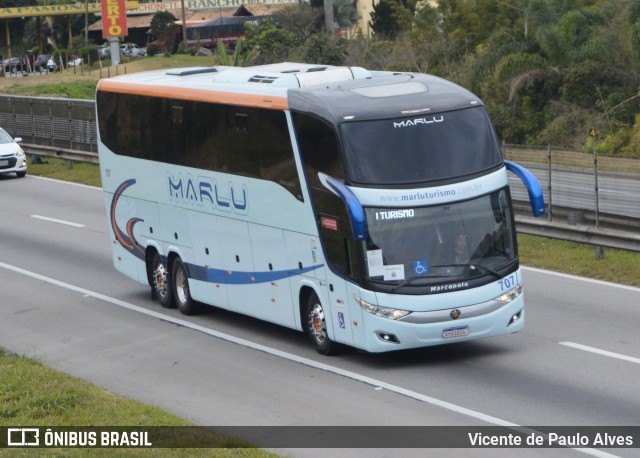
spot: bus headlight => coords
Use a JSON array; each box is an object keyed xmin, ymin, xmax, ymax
[
  {"xmin": 354, "ymin": 294, "xmax": 410, "ymax": 320},
  {"xmin": 495, "ymin": 284, "xmax": 522, "ymax": 303}
]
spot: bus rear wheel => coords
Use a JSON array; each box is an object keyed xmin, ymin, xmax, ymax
[
  {"xmin": 151, "ymin": 252, "xmax": 174, "ymax": 308},
  {"xmin": 172, "ymin": 258, "xmax": 198, "ymax": 315},
  {"xmin": 306, "ymin": 292, "xmax": 336, "ymax": 355}
]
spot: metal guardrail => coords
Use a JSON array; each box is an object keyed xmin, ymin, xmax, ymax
[
  {"xmin": 516, "ymin": 215, "xmax": 640, "ymax": 253},
  {"xmin": 23, "ymin": 143, "xmax": 99, "ymax": 164}
]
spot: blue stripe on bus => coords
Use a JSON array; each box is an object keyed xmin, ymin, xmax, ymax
[
  {"xmin": 186, "ymin": 263, "xmax": 324, "ymax": 285},
  {"xmin": 111, "ymin": 178, "xmax": 325, "ymax": 285}
]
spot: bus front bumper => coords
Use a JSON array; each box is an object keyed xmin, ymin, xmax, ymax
[{"xmin": 359, "ymin": 294, "xmax": 525, "ymax": 353}]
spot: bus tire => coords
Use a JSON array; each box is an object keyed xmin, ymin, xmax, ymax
[
  {"xmin": 151, "ymin": 252, "xmax": 174, "ymax": 308},
  {"xmin": 172, "ymin": 258, "xmax": 198, "ymax": 315},
  {"xmin": 306, "ymin": 291, "xmax": 336, "ymax": 355}
]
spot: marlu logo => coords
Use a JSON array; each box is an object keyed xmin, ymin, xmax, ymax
[
  {"xmin": 393, "ymin": 115, "xmax": 444, "ymax": 128},
  {"xmin": 167, "ymin": 173, "xmax": 248, "ymax": 215}
]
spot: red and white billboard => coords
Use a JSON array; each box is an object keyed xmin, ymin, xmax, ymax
[{"xmin": 101, "ymin": 0, "xmax": 128, "ymax": 37}]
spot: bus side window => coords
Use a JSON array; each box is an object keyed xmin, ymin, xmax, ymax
[
  {"xmin": 235, "ymin": 113, "xmax": 248, "ymax": 133},
  {"xmin": 172, "ymin": 105, "xmax": 185, "ymax": 163},
  {"xmin": 293, "ymin": 111, "xmax": 359, "ymax": 279},
  {"xmin": 96, "ymin": 91, "xmax": 118, "ymax": 154},
  {"xmin": 101, "ymin": 94, "xmax": 301, "ymax": 200}
]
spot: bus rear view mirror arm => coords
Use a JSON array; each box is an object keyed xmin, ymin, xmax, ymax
[
  {"xmin": 505, "ymin": 161, "xmax": 546, "ymax": 217},
  {"xmin": 320, "ymin": 173, "xmax": 368, "ymax": 241}
]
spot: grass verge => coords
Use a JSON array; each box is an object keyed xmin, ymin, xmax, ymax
[
  {"xmin": 27, "ymin": 157, "xmax": 102, "ymax": 187},
  {"xmin": 0, "ymin": 349, "xmax": 275, "ymax": 457},
  {"xmin": 518, "ymin": 234, "xmax": 640, "ymax": 287}
]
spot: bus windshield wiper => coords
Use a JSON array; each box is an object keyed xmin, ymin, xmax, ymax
[
  {"xmin": 428, "ymin": 263, "xmax": 502, "ymax": 279},
  {"xmin": 388, "ymin": 275, "xmax": 428, "ymax": 293},
  {"xmin": 457, "ymin": 263, "xmax": 502, "ymax": 279}
]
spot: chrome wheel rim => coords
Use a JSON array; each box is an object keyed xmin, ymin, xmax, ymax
[
  {"xmin": 153, "ymin": 263, "xmax": 169, "ymax": 300},
  {"xmin": 309, "ymin": 303, "xmax": 327, "ymax": 344},
  {"xmin": 175, "ymin": 266, "xmax": 189, "ymax": 305}
]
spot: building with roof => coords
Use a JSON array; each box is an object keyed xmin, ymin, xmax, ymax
[{"xmin": 87, "ymin": 1, "xmax": 295, "ymax": 49}]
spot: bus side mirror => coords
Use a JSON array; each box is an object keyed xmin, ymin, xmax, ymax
[
  {"xmin": 320, "ymin": 173, "xmax": 368, "ymax": 241},
  {"xmin": 505, "ymin": 161, "xmax": 546, "ymax": 217}
]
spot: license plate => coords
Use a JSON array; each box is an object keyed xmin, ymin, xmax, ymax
[
  {"xmin": 0, "ymin": 160, "xmax": 8, "ymax": 167},
  {"xmin": 442, "ymin": 325, "xmax": 469, "ymax": 338}
]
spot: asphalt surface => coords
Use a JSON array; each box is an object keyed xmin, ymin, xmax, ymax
[{"xmin": 0, "ymin": 174, "xmax": 638, "ymax": 457}]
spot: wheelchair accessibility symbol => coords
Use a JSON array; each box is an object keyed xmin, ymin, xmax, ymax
[{"xmin": 413, "ymin": 260, "xmax": 429, "ymax": 275}]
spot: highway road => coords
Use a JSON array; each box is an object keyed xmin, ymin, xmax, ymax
[{"xmin": 0, "ymin": 175, "xmax": 639, "ymax": 457}]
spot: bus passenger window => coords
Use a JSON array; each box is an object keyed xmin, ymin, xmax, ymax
[
  {"xmin": 235, "ymin": 113, "xmax": 248, "ymax": 133},
  {"xmin": 172, "ymin": 106, "xmax": 183, "ymax": 125}
]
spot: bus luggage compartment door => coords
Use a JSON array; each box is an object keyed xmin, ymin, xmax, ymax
[{"xmin": 249, "ymin": 224, "xmax": 294, "ymax": 328}]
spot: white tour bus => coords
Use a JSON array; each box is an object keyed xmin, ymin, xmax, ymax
[{"xmin": 96, "ymin": 62, "xmax": 545, "ymax": 354}]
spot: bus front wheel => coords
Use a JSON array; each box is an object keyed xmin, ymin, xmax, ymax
[
  {"xmin": 151, "ymin": 252, "xmax": 174, "ymax": 308},
  {"xmin": 306, "ymin": 292, "xmax": 336, "ymax": 355},
  {"xmin": 172, "ymin": 258, "xmax": 198, "ymax": 315}
]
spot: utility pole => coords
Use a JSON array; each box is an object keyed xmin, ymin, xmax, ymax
[
  {"xmin": 180, "ymin": 0, "xmax": 187, "ymax": 47},
  {"xmin": 85, "ymin": 0, "xmax": 89, "ymax": 46},
  {"xmin": 323, "ymin": 0, "xmax": 334, "ymax": 34}
]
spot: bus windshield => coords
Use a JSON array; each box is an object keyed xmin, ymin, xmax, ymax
[
  {"xmin": 363, "ymin": 188, "xmax": 517, "ymax": 290},
  {"xmin": 340, "ymin": 107, "xmax": 502, "ymax": 185}
]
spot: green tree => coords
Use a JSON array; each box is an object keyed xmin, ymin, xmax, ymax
[
  {"xmin": 369, "ymin": 0, "xmax": 412, "ymax": 39},
  {"xmin": 302, "ymin": 33, "xmax": 347, "ymax": 65},
  {"xmin": 465, "ymin": 1, "xmax": 640, "ymax": 146},
  {"xmin": 150, "ymin": 11, "xmax": 178, "ymax": 55},
  {"xmin": 244, "ymin": 8, "xmax": 352, "ymax": 65},
  {"xmin": 244, "ymin": 18, "xmax": 296, "ymax": 64}
]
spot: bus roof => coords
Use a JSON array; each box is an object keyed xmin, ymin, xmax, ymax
[
  {"xmin": 96, "ymin": 62, "xmax": 484, "ymax": 117},
  {"xmin": 288, "ymin": 72, "xmax": 483, "ymax": 124}
]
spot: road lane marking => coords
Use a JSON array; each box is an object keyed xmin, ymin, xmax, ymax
[
  {"xmin": 522, "ymin": 266, "xmax": 640, "ymax": 294},
  {"xmin": 30, "ymin": 215, "xmax": 85, "ymax": 228},
  {"xmin": 0, "ymin": 260, "xmax": 621, "ymax": 458},
  {"xmin": 28, "ymin": 174, "xmax": 101, "ymax": 190},
  {"xmin": 560, "ymin": 342, "xmax": 640, "ymax": 365}
]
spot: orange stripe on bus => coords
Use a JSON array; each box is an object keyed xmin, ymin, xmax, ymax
[{"xmin": 97, "ymin": 79, "xmax": 289, "ymax": 110}]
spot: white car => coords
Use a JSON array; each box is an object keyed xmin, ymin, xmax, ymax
[
  {"xmin": 98, "ymin": 45, "xmax": 111, "ymax": 59},
  {"xmin": 121, "ymin": 43, "xmax": 146, "ymax": 57},
  {"xmin": 47, "ymin": 58, "xmax": 57, "ymax": 72},
  {"xmin": 0, "ymin": 128, "xmax": 26, "ymax": 178},
  {"xmin": 67, "ymin": 57, "xmax": 83, "ymax": 67}
]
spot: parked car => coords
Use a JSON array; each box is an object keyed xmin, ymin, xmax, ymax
[
  {"xmin": 67, "ymin": 57, "xmax": 83, "ymax": 67},
  {"xmin": 2, "ymin": 57, "xmax": 27, "ymax": 74},
  {"xmin": 121, "ymin": 43, "xmax": 146, "ymax": 57},
  {"xmin": 98, "ymin": 45, "xmax": 111, "ymax": 59},
  {"xmin": 34, "ymin": 54, "xmax": 51, "ymax": 73},
  {"xmin": 0, "ymin": 128, "xmax": 26, "ymax": 178},
  {"xmin": 47, "ymin": 58, "xmax": 58, "ymax": 73}
]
